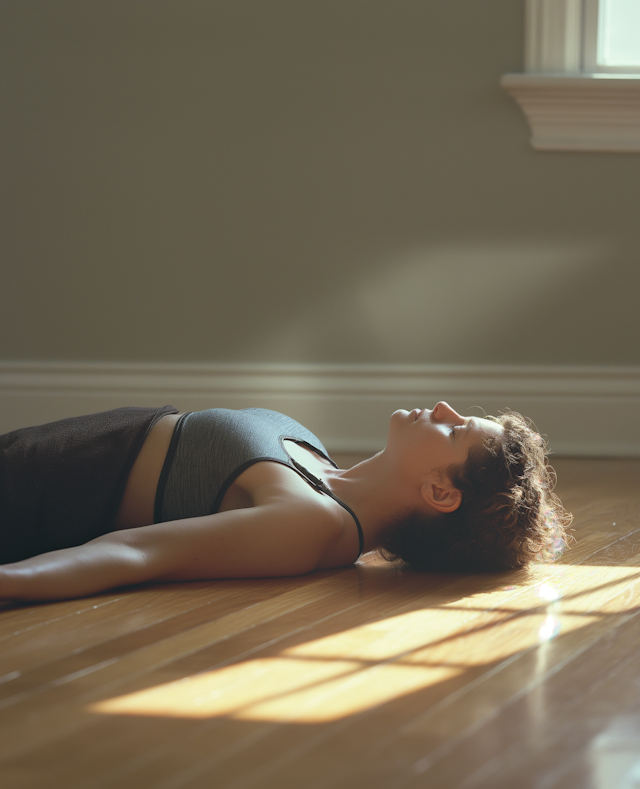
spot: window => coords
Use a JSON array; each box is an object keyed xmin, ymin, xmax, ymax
[
  {"xmin": 501, "ymin": 0, "xmax": 640, "ymax": 152},
  {"xmin": 583, "ymin": 0, "xmax": 640, "ymax": 73}
]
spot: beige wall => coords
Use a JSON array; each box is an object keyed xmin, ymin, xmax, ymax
[{"xmin": 2, "ymin": 0, "xmax": 639, "ymax": 367}]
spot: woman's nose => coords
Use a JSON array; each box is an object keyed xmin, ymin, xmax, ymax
[{"xmin": 433, "ymin": 401, "xmax": 465, "ymax": 425}]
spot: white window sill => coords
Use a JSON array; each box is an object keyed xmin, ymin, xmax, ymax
[{"xmin": 500, "ymin": 72, "xmax": 640, "ymax": 152}]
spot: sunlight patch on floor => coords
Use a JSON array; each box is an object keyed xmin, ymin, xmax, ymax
[{"xmin": 88, "ymin": 565, "xmax": 640, "ymax": 724}]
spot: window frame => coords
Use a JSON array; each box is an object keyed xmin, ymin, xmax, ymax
[{"xmin": 501, "ymin": 0, "xmax": 640, "ymax": 152}]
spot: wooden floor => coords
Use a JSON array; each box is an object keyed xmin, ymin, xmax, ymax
[{"xmin": 1, "ymin": 456, "xmax": 639, "ymax": 789}]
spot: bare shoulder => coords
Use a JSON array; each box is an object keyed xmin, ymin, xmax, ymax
[
  {"xmin": 230, "ymin": 459, "xmax": 332, "ymax": 508},
  {"xmin": 229, "ymin": 460, "xmax": 356, "ymax": 566}
]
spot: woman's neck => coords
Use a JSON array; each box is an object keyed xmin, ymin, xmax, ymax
[{"xmin": 326, "ymin": 451, "xmax": 419, "ymax": 554}]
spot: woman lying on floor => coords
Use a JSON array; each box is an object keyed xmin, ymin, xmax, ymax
[{"xmin": 0, "ymin": 402, "xmax": 572, "ymax": 602}]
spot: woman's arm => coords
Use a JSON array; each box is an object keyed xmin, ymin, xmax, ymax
[
  {"xmin": 0, "ymin": 500, "xmax": 341, "ymax": 602},
  {"xmin": 0, "ymin": 538, "xmax": 149, "ymax": 602}
]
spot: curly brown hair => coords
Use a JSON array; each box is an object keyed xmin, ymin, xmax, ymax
[{"xmin": 380, "ymin": 411, "xmax": 573, "ymax": 572}]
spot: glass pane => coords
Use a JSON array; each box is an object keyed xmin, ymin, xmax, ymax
[{"xmin": 599, "ymin": 0, "xmax": 640, "ymax": 67}]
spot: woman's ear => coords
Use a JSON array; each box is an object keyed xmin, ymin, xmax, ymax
[{"xmin": 420, "ymin": 480, "xmax": 462, "ymax": 514}]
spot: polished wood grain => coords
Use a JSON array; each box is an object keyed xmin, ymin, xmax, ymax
[{"xmin": 1, "ymin": 457, "xmax": 639, "ymax": 789}]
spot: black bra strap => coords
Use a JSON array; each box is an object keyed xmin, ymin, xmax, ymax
[
  {"xmin": 154, "ymin": 412, "xmax": 190, "ymax": 523},
  {"xmin": 289, "ymin": 458, "xmax": 364, "ymax": 559}
]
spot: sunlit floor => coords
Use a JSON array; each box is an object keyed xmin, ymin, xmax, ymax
[{"xmin": 1, "ymin": 457, "xmax": 639, "ymax": 789}]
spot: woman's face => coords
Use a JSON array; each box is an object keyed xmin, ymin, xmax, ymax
[{"xmin": 386, "ymin": 401, "xmax": 503, "ymax": 479}]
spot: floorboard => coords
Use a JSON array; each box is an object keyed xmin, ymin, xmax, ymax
[{"xmin": 1, "ymin": 457, "xmax": 639, "ymax": 789}]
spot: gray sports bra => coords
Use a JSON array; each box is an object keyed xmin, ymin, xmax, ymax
[{"xmin": 154, "ymin": 408, "xmax": 364, "ymax": 558}]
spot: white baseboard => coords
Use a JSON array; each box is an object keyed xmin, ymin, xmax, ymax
[{"xmin": 1, "ymin": 361, "xmax": 639, "ymax": 457}]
